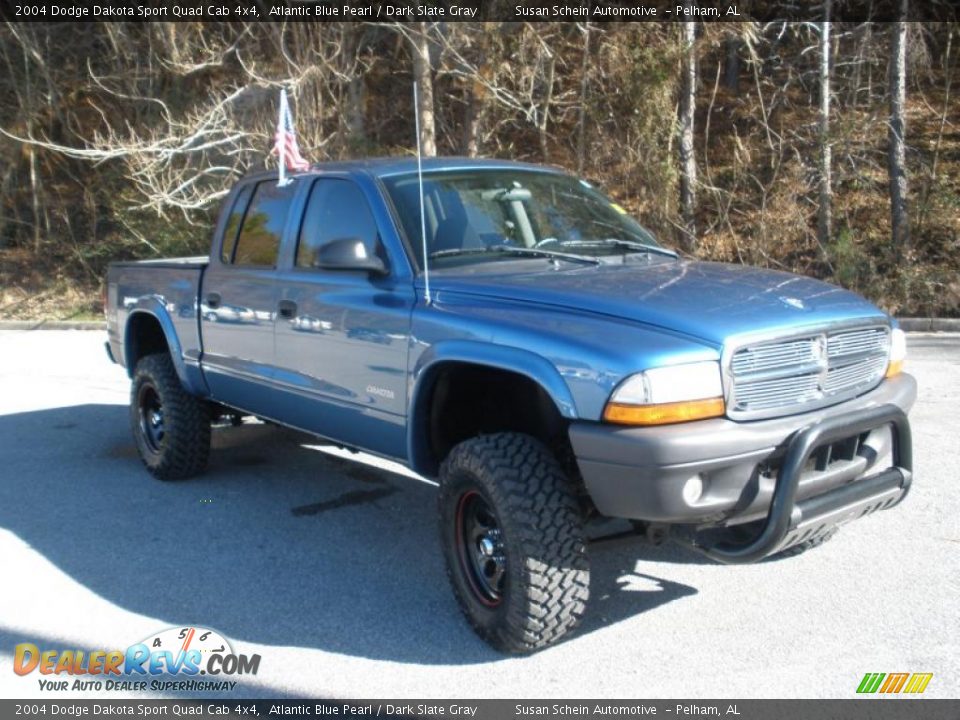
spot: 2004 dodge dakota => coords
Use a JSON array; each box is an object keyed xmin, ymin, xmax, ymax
[{"xmin": 105, "ymin": 158, "xmax": 915, "ymax": 653}]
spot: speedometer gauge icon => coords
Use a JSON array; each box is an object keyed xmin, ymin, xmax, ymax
[{"xmin": 139, "ymin": 626, "xmax": 232, "ymax": 659}]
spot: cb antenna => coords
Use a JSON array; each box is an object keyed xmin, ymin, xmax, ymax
[{"xmin": 413, "ymin": 81, "xmax": 431, "ymax": 305}]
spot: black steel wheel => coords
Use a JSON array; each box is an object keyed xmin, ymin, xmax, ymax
[
  {"xmin": 137, "ymin": 383, "xmax": 166, "ymax": 455},
  {"xmin": 130, "ymin": 353, "xmax": 210, "ymax": 480},
  {"xmin": 455, "ymin": 490, "xmax": 507, "ymax": 606},
  {"xmin": 438, "ymin": 433, "xmax": 589, "ymax": 654}
]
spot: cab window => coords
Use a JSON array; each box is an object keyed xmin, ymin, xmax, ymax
[
  {"xmin": 296, "ymin": 178, "xmax": 381, "ymax": 269},
  {"xmin": 219, "ymin": 184, "xmax": 253, "ymax": 263},
  {"xmin": 231, "ymin": 181, "xmax": 295, "ymax": 267}
]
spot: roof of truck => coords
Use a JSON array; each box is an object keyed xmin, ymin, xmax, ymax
[{"xmin": 243, "ymin": 156, "xmax": 568, "ymax": 182}]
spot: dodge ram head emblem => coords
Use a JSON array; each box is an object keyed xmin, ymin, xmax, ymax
[{"xmin": 813, "ymin": 335, "xmax": 828, "ymax": 364}]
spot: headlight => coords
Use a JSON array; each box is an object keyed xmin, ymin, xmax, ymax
[
  {"xmin": 603, "ymin": 360, "xmax": 725, "ymax": 426},
  {"xmin": 886, "ymin": 327, "xmax": 907, "ymax": 377}
]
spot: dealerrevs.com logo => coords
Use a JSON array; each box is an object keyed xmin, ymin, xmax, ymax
[{"xmin": 13, "ymin": 626, "xmax": 260, "ymax": 693}]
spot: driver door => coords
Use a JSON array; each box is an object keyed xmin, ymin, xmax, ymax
[{"xmin": 271, "ymin": 176, "xmax": 414, "ymax": 459}]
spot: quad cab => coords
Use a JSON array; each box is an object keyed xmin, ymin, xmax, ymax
[{"xmin": 106, "ymin": 159, "xmax": 915, "ymax": 652}]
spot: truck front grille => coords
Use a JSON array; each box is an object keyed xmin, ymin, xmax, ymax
[{"xmin": 726, "ymin": 325, "xmax": 890, "ymax": 420}]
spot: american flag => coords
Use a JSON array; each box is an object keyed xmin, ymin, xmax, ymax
[{"xmin": 273, "ymin": 89, "xmax": 310, "ymax": 179}]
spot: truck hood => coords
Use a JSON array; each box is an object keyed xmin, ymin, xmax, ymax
[{"xmin": 428, "ymin": 260, "xmax": 889, "ymax": 346}]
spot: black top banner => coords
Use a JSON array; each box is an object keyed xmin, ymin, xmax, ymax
[{"xmin": 1, "ymin": 0, "xmax": 957, "ymax": 23}]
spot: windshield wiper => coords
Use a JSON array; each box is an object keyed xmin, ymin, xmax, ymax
[
  {"xmin": 554, "ymin": 238, "xmax": 679, "ymax": 259},
  {"xmin": 428, "ymin": 244, "xmax": 601, "ymax": 266}
]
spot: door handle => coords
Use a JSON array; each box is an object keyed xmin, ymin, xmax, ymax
[
  {"xmin": 205, "ymin": 292, "xmax": 221, "ymax": 309},
  {"xmin": 278, "ymin": 299, "xmax": 298, "ymax": 319}
]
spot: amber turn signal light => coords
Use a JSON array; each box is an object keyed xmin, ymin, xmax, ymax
[
  {"xmin": 886, "ymin": 359, "xmax": 904, "ymax": 378},
  {"xmin": 886, "ymin": 328, "xmax": 907, "ymax": 377},
  {"xmin": 602, "ymin": 397, "xmax": 725, "ymax": 426}
]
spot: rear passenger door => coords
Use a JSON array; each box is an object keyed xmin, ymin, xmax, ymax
[{"xmin": 200, "ymin": 179, "xmax": 297, "ymax": 412}]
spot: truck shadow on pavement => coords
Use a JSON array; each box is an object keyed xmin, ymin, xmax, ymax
[{"xmin": 0, "ymin": 404, "xmax": 701, "ymax": 665}]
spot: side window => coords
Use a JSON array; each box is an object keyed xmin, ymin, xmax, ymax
[
  {"xmin": 296, "ymin": 179, "xmax": 381, "ymax": 269},
  {"xmin": 219, "ymin": 184, "xmax": 253, "ymax": 263},
  {"xmin": 232, "ymin": 181, "xmax": 294, "ymax": 267}
]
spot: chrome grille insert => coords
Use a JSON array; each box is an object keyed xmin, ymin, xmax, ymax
[{"xmin": 726, "ymin": 325, "xmax": 890, "ymax": 420}]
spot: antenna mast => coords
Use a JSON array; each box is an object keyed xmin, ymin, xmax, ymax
[{"xmin": 413, "ymin": 81, "xmax": 431, "ymax": 305}]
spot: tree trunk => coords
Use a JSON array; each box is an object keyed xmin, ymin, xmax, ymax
[
  {"xmin": 576, "ymin": 22, "xmax": 591, "ymax": 174},
  {"xmin": 888, "ymin": 9, "xmax": 909, "ymax": 249},
  {"xmin": 538, "ymin": 49, "xmax": 556, "ymax": 162},
  {"xmin": 0, "ymin": 164, "xmax": 14, "ymax": 248},
  {"xmin": 343, "ymin": 26, "xmax": 366, "ymax": 148},
  {"xmin": 410, "ymin": 22, "xmax": 436, "ymax": 157},
  {"xmin": 462, "ymin": 26, "xmax": 490, "ymax": 158},
  {"xmin": 22, "ymin": 39, "xmax": 42, "ymax": 252},
  {"xmin": 724, "ymin": 35, "xmax": 740, "ymax": 93},
  {"xmin": 679, "ymin": 18, "xmax": 698, "ymax": 249},
  {"xmin": 463, "ymin": 85, "xmax": 480, "ymax": 158},
  {"xmin": 346, "ymin": 76, "xmax": 366, "ymax": 147},
  {"xmin": 818, "ymin": 3, "xmax": 832, "ymax": 250}
]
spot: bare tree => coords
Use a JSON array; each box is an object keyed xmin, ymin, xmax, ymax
[
  {"xmin": 342, "ymin": 25, "xmax": 368, "ymax": 150},
  {"xmin": 576, "ymin": 22, "xmax": 591, "ymax": 174},
  {"xmin": 3, "ymin": 26, "xmax": 323, "ymax": 218},
  {"xmin": 536, "ymin": 40, "xmax": 556, "ymax": 161},
  {"xmin": 2, "ymin": 18, "xmax": 959, "ymax": 323},
  {"xmin": 443, "ymin": 22, "xmax": 492, "ymax": 158},
  {"xmin": 888, "ymin": 7, "xmax": 909, "ymax": 249},
  {"xmin": 427, "ymin": 24, "xmax": 573, "ymax": 163},
  {"xmin": 459, "ymin": 26, "xmax": 486, "ymax": 158},
  {"xmin": 818, "ymin": 2, "xmax": 832, "ymax": 249},
  {"xmin": 407, "ymin": 22, "xmax": 437, "ymax": 157},
  {"xmin": 679, "ymin": 17, "xmax": 698, "ymax": 249},
  {"xmin": 724, "ymin": 33, "xmax": 741, "ymax": 93}
]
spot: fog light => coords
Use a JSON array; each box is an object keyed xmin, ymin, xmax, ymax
[{"xmin": 682, "ymin": 474, "xmax": 704, "ymax": 505}]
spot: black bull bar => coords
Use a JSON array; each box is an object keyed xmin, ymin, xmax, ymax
[{"xmin": 690, "ymin": 403, "xmax": 913, "ymax": 564}]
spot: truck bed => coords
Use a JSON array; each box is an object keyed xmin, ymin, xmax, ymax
[{"xmin": 105, "ymin": 257, "xmax": 209, "ymax": 374}]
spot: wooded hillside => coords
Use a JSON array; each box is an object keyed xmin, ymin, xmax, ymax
[{"xmin": 1, "ymin": 20, "xmax": 958, "ymax": 319}]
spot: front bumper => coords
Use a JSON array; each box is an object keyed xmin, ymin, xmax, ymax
[{"xmin": 569, "ymin": 374, "xmax": 916, "ymax": 558}]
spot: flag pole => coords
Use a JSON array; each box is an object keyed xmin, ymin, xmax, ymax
[{"xmin": 277, "ymin": 89, "xmax": 288, "ymax": 187}]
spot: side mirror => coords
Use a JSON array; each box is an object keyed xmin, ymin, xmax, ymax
[{"xmin": 315, "ymin": 237, "xmax": 387, "ymax": 275}]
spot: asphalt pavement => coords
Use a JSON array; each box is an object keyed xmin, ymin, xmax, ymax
[{"xmin": 0, "ymin": 330, "xmax": 957, "ymax": 699}]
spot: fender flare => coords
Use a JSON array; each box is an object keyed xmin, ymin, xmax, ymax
[
  {"xmin": 124, "ymin": 300, "xmax": 206, "ymax": 396},
  {"xmin": 406, "ymin": 339, "xmax": 578, "ymax": 476}
]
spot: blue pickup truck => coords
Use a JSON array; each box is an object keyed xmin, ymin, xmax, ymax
[{"xmin": 106, "ymin": 158, "xmax": 915, "ymax": 653}]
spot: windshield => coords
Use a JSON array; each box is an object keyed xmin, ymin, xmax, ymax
[{"xmin": 382, "ymin": 169, "xmax": 667, "ymax": 269}]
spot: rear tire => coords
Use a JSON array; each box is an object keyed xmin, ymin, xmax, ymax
[
  {"xmin": 130, "ymin": 353, "xmax": 210, "ymax": 480},
  {"xmin": 438, "ymin": 433, "xmax": 590, "ymax": 653}
]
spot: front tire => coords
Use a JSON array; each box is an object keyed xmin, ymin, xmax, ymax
[
  {"xmin": 130, "ymin": 353, "xmax": 210, "ymax": 480},
  {"xmin": 438, "ymin": 433, "xmax": 590, "ymax": 653}
]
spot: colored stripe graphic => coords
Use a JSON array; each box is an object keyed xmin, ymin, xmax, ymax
[
  {"xmin": 857, "ymin": 672, "xmax": 933, "ymax": 694},
  {"xmin": 880, "ymin": 673, "xmax": 909, "ymax": 693},
  {"xmin": 857, "ymin": 673, "xmax": 885, "ymax": 694},
  {"xmin": 903, "ymin": 673, "xmax": 933, "ymax": 694}
]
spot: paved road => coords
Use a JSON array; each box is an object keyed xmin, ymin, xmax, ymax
[{"xmin": 0, "ymin": 331, "xmax": 957, "ymax": 699}]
